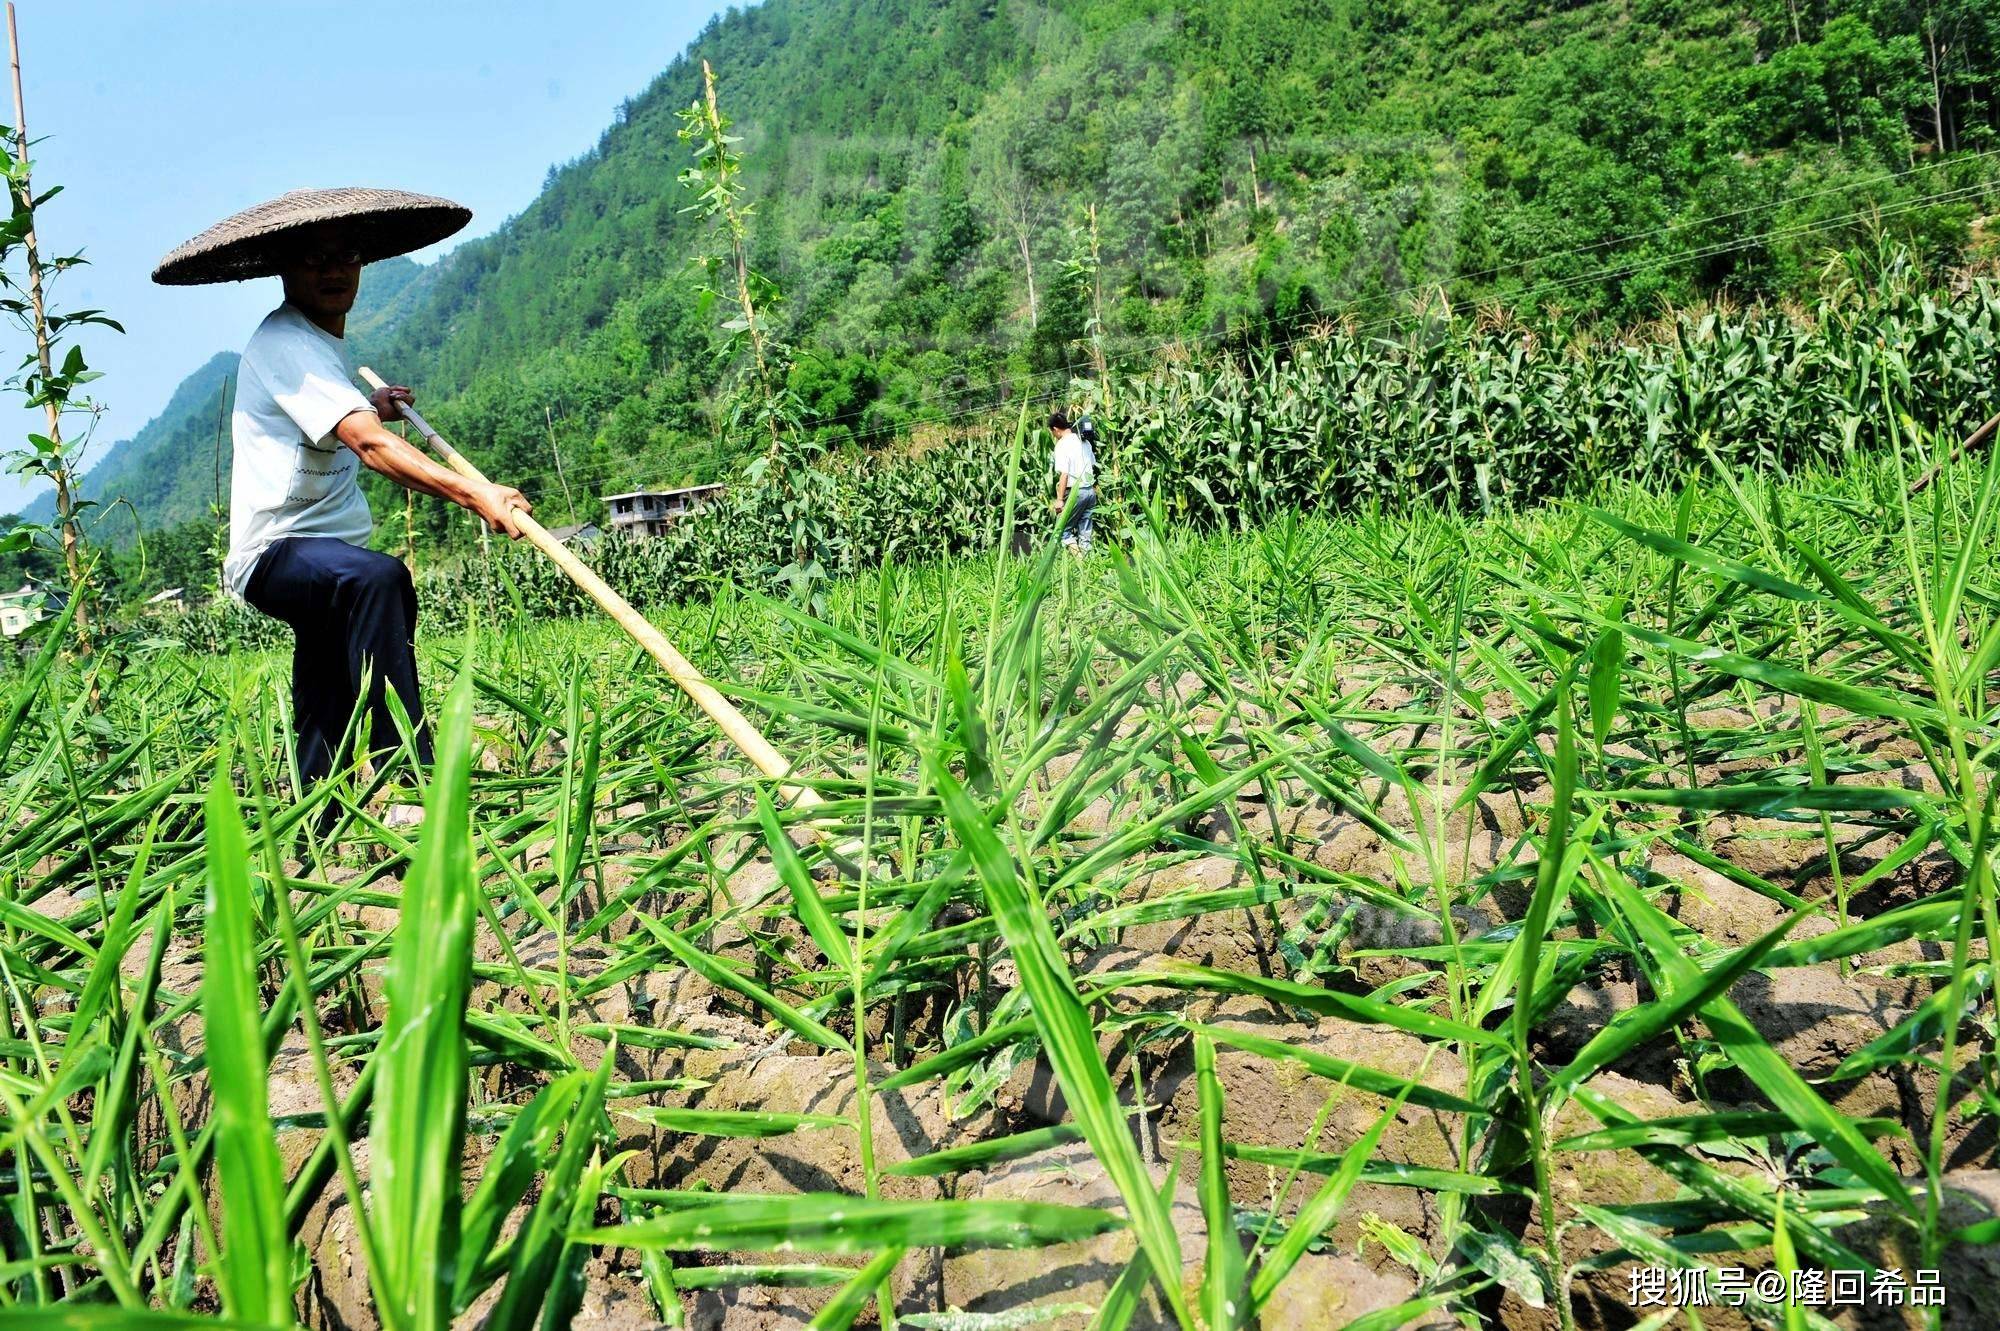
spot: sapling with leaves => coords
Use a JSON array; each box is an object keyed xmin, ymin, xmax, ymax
[
  {"xmin": 1060, "ymin": 203, "xmax": 1108, "ymax": 383},
  {"xmin": 677, "ymin": 58, "xmax": 790, "ymax": 452},
  {"xmin": 677, "ymin": 59, "xmax": 839, "ymax": 607},
  {"xmin": 0, "ymin": 88, "xmax": 122, "ymax": 661}
]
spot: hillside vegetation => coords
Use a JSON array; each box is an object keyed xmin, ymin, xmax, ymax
[
  {"xmin": 265, "ymin": 251, "xmax": 2000, "ymax": 638},
  {"xmin": 42, "ymin": 0, "xmax": 2000, "ymax": 579},
  {"xmin": 371, "ymin": 0, "xmax": 2000, "ymax": 523}
]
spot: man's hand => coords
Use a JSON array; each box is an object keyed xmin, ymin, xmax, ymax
[
  {"xmin": 468, "ymin": 482, "xmax": 532, "ymax": 539},
  {"xmin": 369, "ymin": 384, "xmax": 414, "ymax": 423}
]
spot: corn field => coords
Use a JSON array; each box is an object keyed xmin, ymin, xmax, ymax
[
  {"xmin": 6, "ymin": 388, "xmax": 2000, "ymax": 1330},
  {"xmin": 251, "ymin": 252, "xmax": 2000, "ymax": 644}
]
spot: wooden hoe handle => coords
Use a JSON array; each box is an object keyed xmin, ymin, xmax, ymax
[
  {"xmin": 1911, "ymin": 407, "xmax": 2000, "ymax": 496},
  {"xmin": 358, "ymin": 367, "xmax": 825, "ymax": 816}
]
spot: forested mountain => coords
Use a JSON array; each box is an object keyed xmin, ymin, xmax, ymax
[
  {"xmin": 344, "ymin": 254, "xmax": 434, "ymax": 348},
  {"xmin": 366, "ymin": 0, "xmax": 2000, "ymax": 543},
  {"xmin": 50, "ymin": 0, "xmax": 2000, "ymax": 559}
]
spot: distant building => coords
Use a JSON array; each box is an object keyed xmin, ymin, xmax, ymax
[
  {"xmin": 602, "ymin": 485, "xmax": 723, "ymax": 539},
  {"xmin": 144, "ymin": 587, "xmax": 187, "ymax": 613},
  {"xmin": 0, "ymin": 582, "xmax": 60, "ymax": 638}
]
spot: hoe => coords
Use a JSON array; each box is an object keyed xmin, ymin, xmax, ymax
[{"xmin": 358, "ymin": 367, "xmax": 839, "ymax": 842}]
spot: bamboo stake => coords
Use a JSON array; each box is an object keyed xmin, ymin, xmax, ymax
[{"xmin": 358, "ymin": 367, "xmax": 826, "ymax": 818}]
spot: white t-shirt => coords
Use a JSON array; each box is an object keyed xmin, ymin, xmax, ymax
[
  {"xmin": 222, "ymin": 304, "xmax": 376, "ymax": 596},
  {"xmin": 1052, "ymin": 429, "xmax": 1095, "ymax": 488}
]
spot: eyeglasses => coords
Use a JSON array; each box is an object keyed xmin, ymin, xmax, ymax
[{"xmin": 296, "ymin": 247, "xmax": 362, "ymax": 269}]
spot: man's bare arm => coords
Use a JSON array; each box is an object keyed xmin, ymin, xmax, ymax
[{"xmin": 334, "ymin": 408, "xmax": 532, "ymax": 539}]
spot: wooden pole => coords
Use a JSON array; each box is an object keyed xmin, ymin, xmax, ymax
[
  {"xmin": 358, "ymin": 368, "xmax": 826, "ymax": 817},
  {"xmin": 1911, "ymin": 406, "xmax": 2000, "ymax": 495},
  {"xmin": 211, "ymin": 373, "xmax": 230, "ymax": 512},
  {"xmin": 545, "ymin": 404, "xmax": 578, "ymax": 524}
]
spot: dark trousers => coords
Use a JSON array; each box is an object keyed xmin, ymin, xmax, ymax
[
  {"xmin": 244, "ymin": 536, "xmax": 432, "ymax": 788},
  {"xmin": 1061, "ymin": 485, "xmax": 1097, "ymax": 549}
]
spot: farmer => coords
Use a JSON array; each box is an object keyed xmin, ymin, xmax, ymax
[
  {"xmin": 1049, "ymin": 408, "xmax": 1096, "ymax": 551},
  {"xmin": 153, "ymin": 188, "xmax": 531, "ymax": 796}
]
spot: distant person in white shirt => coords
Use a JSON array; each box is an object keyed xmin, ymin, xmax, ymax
[
  {"xmin": 154, "ymin": 188, "xmax": 531, "ymax": 796},
  {"xmin": 1049, "ymin": 408, "xmax": 1096, "ymax": 552}
]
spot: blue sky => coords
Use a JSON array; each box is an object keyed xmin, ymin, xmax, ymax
[{"xmin": 3, "ymin": 0, "xmax": 729, "ymax": 513}]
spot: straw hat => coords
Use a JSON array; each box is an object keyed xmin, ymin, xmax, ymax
[{"xmin": 151, "ymin": 187, "xmax": 471, "ymax": 286}]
